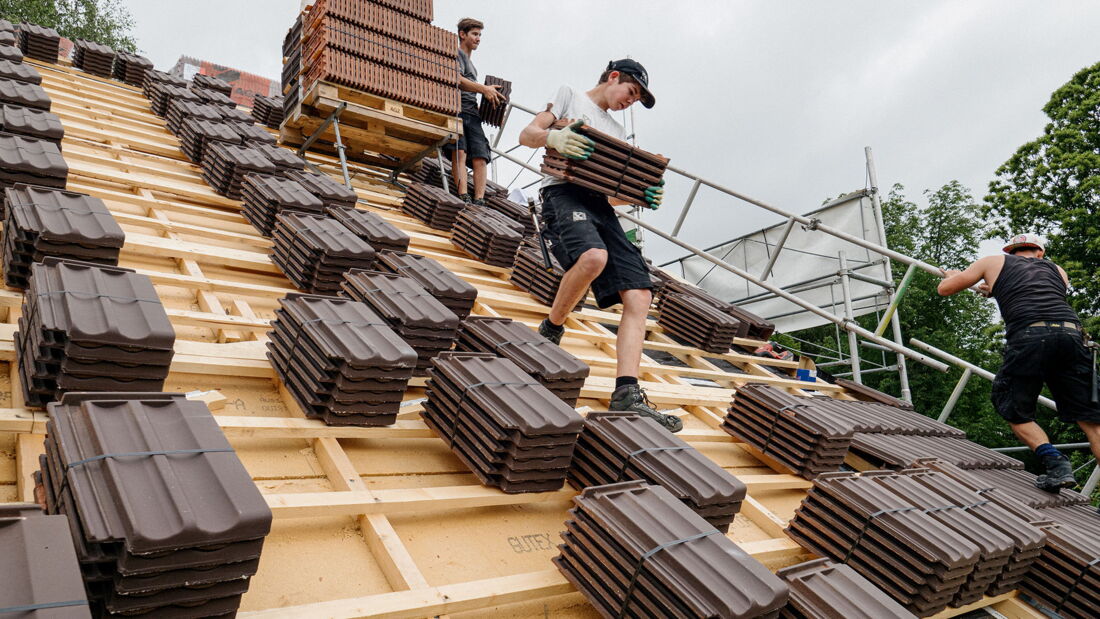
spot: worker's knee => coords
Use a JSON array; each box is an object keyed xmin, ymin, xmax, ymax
[
  {"xmin": 573, "ymin": 248, "xmax": 608, "ymax": 277},
  {"xmin": 470, "ymin": 157, "xmax": 487, "ymax": 171},
  {"xmin": 620, "ymin": 288, "xmax": 653, "ymax": 314}
]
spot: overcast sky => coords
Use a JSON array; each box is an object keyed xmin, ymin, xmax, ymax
[{"xmin": 127, "ymin": 0, "xmax": 1100, "ymax": 265}]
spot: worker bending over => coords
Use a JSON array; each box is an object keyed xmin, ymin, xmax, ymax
[
  {"xmin": 938, "ymin": 234, "xmax": 1100, "ymax": 494},
  {"xmin": 447, "ymin": 17, "xmax": 504, "ymax": 205},
  {"xmin": 518, "ymin": 59, "xmax": 679, "ymax": 432}
]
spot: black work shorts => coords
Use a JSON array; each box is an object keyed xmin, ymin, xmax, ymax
[
  {"xmin": 540, "ymin": 183, "xmax": 653, "ymax": 308},
  {"xmin": 991, "ymin": 325, "xmax": 1100, "ymax": 424},
  {"xmin": 443, "ymin": 111, "xmax": 490, "ymax": 166}
]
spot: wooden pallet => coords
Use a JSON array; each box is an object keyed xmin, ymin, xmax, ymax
[{"xmin": 0, "ymin": 60, "xmax": 1049, "ymax": 619}]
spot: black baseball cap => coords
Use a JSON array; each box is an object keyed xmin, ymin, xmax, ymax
[{"xmin": 607, "ymin": 59, "xmax": 655, "ymax": 109}]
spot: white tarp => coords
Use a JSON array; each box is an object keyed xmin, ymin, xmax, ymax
[{"xmin": 676, "ymin": 193, "xmax": 892, "ymax": 333}]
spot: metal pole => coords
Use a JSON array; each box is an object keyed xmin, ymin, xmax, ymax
[
  {"xmin": 875, "ymin": 263, "xmax": 917, "ymax": 336},
  {"xmin": 436, "ymin": 149, "xmax": 449, "ymax": 194},
  {"xmin": 910, "ymin": 338, "xmax": 1058, "ymax": 411},
  {"xmin": 994, "ymin": 443, "xmax": 1090, "ymax": 453},
  {"xmin": 330, "ymin": 117, "xmax": 352, "ymax": 189},
  {"xmin": 760, "ymin": 217, "xmax": 797, "ymax": 281},
  {"xmin": 938, "ymin": 368, "xmax": 973, "ymax": 423},
  {"xmin": 839, "ymin": 251, "xmax": 862, "ymax": 384},
  {"xmin": 671, "ymin": 179, "xmax": 702, "ymax": 237},
  {"xmin": 1082, "ymin": 463, "xmax": 1100, "ymax": 496},
  {"xmin": 834, "ymin": 365, "xmax": 898, "ymax": 378}
]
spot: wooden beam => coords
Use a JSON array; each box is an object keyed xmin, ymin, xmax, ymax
[{"xmin": 266, "ymin": 486, "xmax": 576, "ymax": 519}]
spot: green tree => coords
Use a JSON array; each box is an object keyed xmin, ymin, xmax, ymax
[
  {"xmin": 984, "ymin": 60, "xmax": 1100, "ymax": 334},
  {"xmin": 0, "ymin": 0, "xmax": 137, "ymax": 52}
]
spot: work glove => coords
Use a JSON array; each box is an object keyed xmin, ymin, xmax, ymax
[
  {"xmin": 644, "ymin": 178, "xmax": 665, "ymax": 210},
  {"xmin": 546, "ymin": 119, "xmax": 594, "ymax": 160}
]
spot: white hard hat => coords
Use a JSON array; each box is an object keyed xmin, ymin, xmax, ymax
[{"xmin": 1003, "ymin": 233, "xmax": 1045, "ymax": 254}]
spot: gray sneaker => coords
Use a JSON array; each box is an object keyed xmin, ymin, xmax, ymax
[
  {"xmin": 609, "ymin": 384, "xmax": 684, "ymax": 433},
  {"xmin": 538, "ymin": 318, "xmax": 564, "ymax": 345},
  {"xmin": 472, "ymin": 197, "xmax": 487, "ymax": 206},
  {"xmin": 1035, "ymin": 455, "xmax": 1077, "ymax": 493}
]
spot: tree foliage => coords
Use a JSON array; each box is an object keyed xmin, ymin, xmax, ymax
[{"xmin": 0, "ymin": 0, "xmax": 137, "ymax": 52}]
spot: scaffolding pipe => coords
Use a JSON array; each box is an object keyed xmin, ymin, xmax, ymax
[
  {"xmin": 994, "ymin": 443, "xmax": 1090, "ymax": 453},
  {"xmin": 1083, "ymin": 464, "xmax": 1100, "ymax": 497},
  {"xmin": 938, "ymin": 368, "xmax": 973, "ymax": 423},
  {"xmin": 839, "ymin": 251, "xmax": 862, "ymax": 383},
  {"xmin": 909, "ymin": 338, "xmax": 1058, "ymax": 410},
  {"xmin": 760, "ymin": 217, "xmax": 797, "ymax": 281},
  {"xmin": 671, "ymin": 179, "xmax": 703, "ymax": 237},
  {"xmin": 875, "ymin": 263, "xmax": 917, "ymax": 336}
]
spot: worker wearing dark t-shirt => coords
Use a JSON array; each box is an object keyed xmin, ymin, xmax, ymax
[
  {"xmin": 939, "ymin": 234, "xmax": 1100, "ymax": 494},
  {"xmin": 444, "ymin": 17, "xmax": 503, "ymax": 205}
]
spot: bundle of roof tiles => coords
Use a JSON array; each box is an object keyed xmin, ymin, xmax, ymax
[
  {"xmin": 423, "ymin": 352, "xmax": 584, "ymax": 492},
  {"xmin": 511, "ymin": 239, "xmax": 583, "ymax": 310},
  {"xmin": 232, "ymin": 120, "xmax": 278, "ymax": 146},
  {"xmin": 0, "ymin": 102, "xmax": 63, "ymax": 146},
  {"xmin": 0, "ymin": 43, "xmax": 19, "ymax": 64},
  {"xmin": 192, "ymin": 72, "xmax": 233, "ymax": 98},
  {"xmin": 776, "ymin": 558, "xmax": 918, "ymax": 619},
  {"xmin": 284, "ymin": 168, "xmax": 358, "ymax": 208},
  {"xmin": 375, "ymin": 250, "xmax": 476, "ymax": 318},
  {"xmin": 254, "ymin": 142, "xmax": 309, "ymax": 174},
  {"xmin": 848, "ymin": 433, "xmax": 1025, "ymax": 471},
  {"xmin": 273, "ymin": 212, "xmax": 377, "ymax": 294},
  {"xmin": 142, "ymin": 68, "xmax": 188, "ymax": 98},
  {"xmin": 165, "ymin": 99, "xmax": 222, "ymax": 134},
  {"xmin": 542, "ymin": 120, "xmax": 669, "ymax": 206},
  {"xmin": 654, "ymin": 272, "xmax": 776, "ymax": 341},
  {"xmin": 38, "ymin": 392, "xmax": 272, "ymax": 616},
  {"xmin": 0, "ymin": 503, "xmax": 89, "ymax": 618},
  {"xmin": 328, "ymin": 206, "xmax": 411, "ymax": 254},
  {"xmin": 0, "ymin": 21, "xmax": 20, "ymax": 62},
  {"xmin": 179, "ymin": 117, "xmax": 241, "ymax": 163},
  {"xmin": 147, "ymin": 82, "xmax": 200, "ymax": 118},
  {"xmin": 16, "ymin": 259, "xmax": 175, "ymax": 407},
  {"xmin": 112, "ymin": 51, "xmax": 153, "ymax": 86},
  {"xmin": 71, "ymin": 39, "xmax": 116, "ymax": 78},
  {"xmin": 251, "ymin": 94, "xmax": 285, "ymax": 128},
  {"xmin": 409, "ymin": 154, "xmax": 449, "ymax": 190},
  {"xmin": 242, "ymin": 174, "xmax": 324, "ymax": 236},
  {"xmin": 484, "ymin": 193, "xmax": 535, "ymax": 235},
  {"xmin": 202, "ymin": 141, "xmax": 278, "ymax": 199},
  {"xmin": 478, "ymin": 74, "xmax": 511, "ymax": 128},
  {"xmin": 458, "ymin": 316, "xmax": 588, "ymax": 405},
  {"xmin": 280, "ymin": 13, "xmax": 304, "ymax": 118},
  {"xmin": 658, "ymin": 291, "xmax": 745, "ymax": 353},
  {"xmin": 0, "ymin": 75, "xmax": 51, "ymax": 110},
  {"xmin": 17, "ymin": 22, "xmax": 61, "ymax": 63},
  {"xmin": 915, "ymin": 458, "xmax": 1089, "ymax": 511},
  {"xmin": 295, "ymin": 0, "xmax": 460, "ymax": 116},
  {"xmin": 1021, "ymin": 524, "xmax": 1099, "ymax": 619},
  {"xmin": 3, "ymin": 185, "xmax": 124, "ymax": 289},
  {"xmin": 452, "ymin": 203, "xmax": 524, "ymax": 267},
  {"xmin": 555, "ymin": 480, "xmax": 789, "ymax": 618},
  {"xmin": 268, "ymin": 294, "xmax": 417, "ymax": 425},
  {"xmin": 342, "ymin": 269, "xmax": 459, "ymax": 373},
  {"xmin": 0, "ymin": 56, "xmax": 42, "ymax": 84},
  {"xmin": 192, "ymin": 86, "xmax": 236, "ymax": 110},
  {"xmin": 402, "ymin": 181, "xmax": 465, "ymax": 230},
  {"xmin": 833, "ymin": 377, "xmax": 916, "ymax": 409},
  {"xmin": 570, "ymin": 412, "xmax": 747, "ymax": 532}
]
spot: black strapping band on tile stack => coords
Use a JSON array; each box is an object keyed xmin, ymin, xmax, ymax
[
  {"xmin": 71, "ymin": 40, "xmax": 116, "ymax": 78},
  {"xmin": 0, "ymin": 503, "xmax": 89, "ymax": 618},
  {"xmin": 569, "ymin": 412, "xmax": 747, "ymax": 532},
  {"xmin": 273, "ymin": 212, "xmax": 377, "ymax": 294},
  {"xmin": 401, "ymin": 180, "xmax": 465, "ymax": 230},
  {"xmin": 328, "ymin": 207, "xmax": 411, "ymax": 254},
  {"xmin": 478, "ymin": 75, "xmax": 511, "ymax": 128},
  {"xmin": 375, "ymin": 249, "xmax": 476, "ymax": 318},
  {"xmin": 542, "ymin": 120, "xmax": 670, "ymax": 207},
  {"xmin": 422, "ymin": 352, "xmax": 584, "ymax": 493},
  {"xmin": 555, "ymin": 481, "xmax": 789, "ymax": 619},
  {"xmin": 776, "ymin": 558, "xmax": 918, "ymax": 619},
  {"xmin": 17, "ymin": 23, "xmax": 61, "ymax": 63},
  {"xmin": 510, "ymin": 238, "xmax": 584, "ymax": 311},
  {"xmin": 267, "ymin": 294, "xmax": 417, "ymax": 426},
  {"xmin": 112, "ymin": 51, "xmax": 153, "ymax": 87},
  {"xmin": 251, "ymin": 94, "xmax": 286, "ymax": 129},
  {"xmin": 451, "ymin": 203, "xmax": 524, "ymax": 267},
  {"xmin": 38, "ymin": 393, "xmax": 272, "ymax": 617},
  {"xmin": 242, "ymin": 174, "xmax": 325, "ymax": 237}
]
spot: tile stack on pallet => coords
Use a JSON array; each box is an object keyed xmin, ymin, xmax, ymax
[
  {"xmin": 268, "ymin": 294, "xmax": 417, "ymax": 426},
  {"xmin": 294, "ymin": 0, "xmax": 460, "ymax": 116},
  {"xmin": 458, "ymin": 316, "xmax": 589, "ymax": 406},
  {"xmin": 202, "ymin": 141, "xmax": 278, "ymax": 199},
  {"xmin": 423, "ymin": 352, "xmax": 584, "ymax": 493},
  {"xmin": 555, "ymin": 481, "xmax": 789, "ymax": 619},
  {"xmin": 658, "ymin": 291, "xmax": 745, "ymax": 353},
  {"xmin": 478, "ymin": 75, "xmax": 511, "ymax": 127},
  {"xmin": 0, "ymin": 102, "xmax": 63, "ymax": 148},
  {"xmin": 402, "ymin": 181, "xmax": 466, "ymax": 230},
  {"xmin": 273, "ymin": 212, "xmax": 377, "ymax": 294},
  {"xmin": 542, "ymin": 120, "xmax": 669, "ymax": 206},
  {"xmin": 284, "ymin": 168, "xmax": 358, "ymax": 208},
  {"xmin": 375, "ymin": 250, "xmax": 477, "ymax": 319},
  {"xmin": 39, "ymin": 393, "xmax": 272, "ymax": 617},
  {"xmin": 0, "ymin": 503, "xmax": 89, "ymax": 617},
  {"xmin": 451, "ymin": 203, "xmax": 524, "ymax": 267},
  {"xmin": 242, "ymin": 174, "xmax": 324, "ymax": 236},
  {"xmin": 112, "ymin": 51, "xmax": 153, "ymax": 86},
  {"xmin": 179, "ymin": 117, "xmax": 242, "ymax": 163},
  {"xmin": 0, "ymin": 76, "xmax": 51, "ymax": 110},
  {"xmin": 17, "ymin": 22, "xmax": 61, "ymax": 63},
  {"xmin": 251, "ymin": 94, "xmax": 285, "ymax": 129},
  {"xmin": 280, "ymin": 13, "xmax": 305, "ymax": 117},
  {"xmin": 511, "ymin": 238, "xmax": 583, "ymax": 310},
  {"xmin": 16, "ymin": 259, "xmax": 175, "ymax": 407},
  {"xmin": 342, "ymin": 269, "xmax": 459, "ymax": 374},
  {"xmin": 3, "ymin": 184, "xmax": 124, "ymax": 289},
  {"xmin": 71, "ymin": 40, "xmax": 116, "ymax": 78},
  {"xmin": 328, "ymin": 206, "xmax": 411, "ymax": 254},
  {"xmin": 776, "ymin": 558, "xmax": 918, "ymax": 619},
  {"xmin": 569, "ymin": 412, "xmax": 747, "ymax": 532},
  {"xmin": 653, "ymin": 271, "xmax": 776, "ymax": 341}
]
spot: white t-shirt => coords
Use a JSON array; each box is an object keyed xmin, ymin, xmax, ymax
[{"xmin": 541, "ymin": 85, "xmax": 626, "ymax": 188}]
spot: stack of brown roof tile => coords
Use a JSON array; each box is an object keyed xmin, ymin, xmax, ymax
[
  {"xmin": 458, "ymin": 316, "xmax": 589, "ymax": 406},
  {"xmin": 283, "ymin": 169, "xmax": 358, "ymax": 208},
  {"xmin": 452, "ymin": 204, "xmax": 524, "ymax": 267},
  {"xmin": 111, "ymin": 51, "xmax": 153, "ymax": 86},
  {"xmin": 0, "ymin": 44, "xmax": 20, "ymax": 63},
  {"xmin": 179, "ymin": 117, "xmax": 241, "ymax": 163},
  {"xmin": 328, "ymin": 206, "xmax": 410, "ymax": 254},
  {"xmin": 1021, "ymin": 524, "xmax": 1099, "ymax": 619},
  {"xmin": 654, "ymin": 272, "xmax": 776, "ymax": 341},
  {"xmin": 0, "ymin": 57, "xmax": 41, "ymax": 84},
  {"xmin": 268, "ymin": 294, "xmax": 417, "ymax": 426},
  {"xmin": 251, "ymin": 94, "xmax": 285, "ymax": 128},
  {"xmin": 0, "ymin": 132, "xmax": 68, "ymax": 192},
  {"xmin": 39, "ymin": 392, "xmax": 271, "ymax": 617},
  {"xmin": 777, "ymin": 558, "xmax": 918, "ymax": 619},
  {"xmin": 220, "ymin": 104, "xmax": 258, "ymax": 125},
  {"xmin": 202, "ymin": 141, "xmax": 278, "ymax": 199},
  {"xmin": 17, "ymin": 23, "xmax": 60, "ymax": 63},
  {"xmin": 15, "ymin": 259, "xmax": 174, "ymax": 407},
  {"xmin": 0, "ymin": 503, "xmax": 89, "ymax": 618},
  {"xmin": 834, "ymin": 377, "xmax": 916, "ymax": 410},
  {"xmin": 569, "ymin": 412, "xmax": 747, "ymax": 532},
  {"xmin": 192, "ymin": 87, "xmax": 236, "ymax": 110},
  {"xmin": 423, "ymin": 352, "xmax": 584, "ymax": 492},
  {"xmin": 375, "ymin": 250, "xmax": 476, "ymax": 318},
  {"xmin": 142, "ymin": 68, "xmax": 188, "ymax": 97},
  {"xmin": 192, "ymin": 73, "xmax": 233, "ymax": 97},
  {"xmin": 281, "ymin": 13, "xmax": 304, "ymax": 115},
  {"xmin": 342, "ymin": 269, "xmax": 459, "ymax": 373},
  {"xmin": 511, "ymin": 239, "xmax": 583, "ymax": 310},
  {"xmin": 0, "ymin": 103, "xmax": 63, "ymax": 146},
  {"xmin": 402, "ymin": 181, "xmax": 465, "ymax": 229},
  {"xmin": 0, "ymin": 76, "xmax": 51, "ymax": 110},
  {"xmin": 916, "ymin": 458, "xmax": 1089, "ymax": 511},
  {"xmin": 542, "ymin": 120, "xmax": 669, "ymax": 206},
  {"xmin": 273, "ymin": 212, "xmax": 376, "ymax": 294},
  {"xmin": 555, "ymin": 480, "xmax": 789, "ymax": 618},
  {"xmin": 254, "ymin": 142, "xmax": 308, "ymax": 173},
  {"xmin": 231, "ymin": 121, "xmax": 277, "ymax": 146},
  {"xmin": 3, "ymin": 185, "xmax": 124, "ymax": 288},
  {"xmin": 484, "ymin": 193, "xmax": 535, "ymax": 235},
  {"xmin": 146, "ymin": 82, "xmax": 199, "ymax": 118},
  {"xmin": 848, "ymin": 433, "xmax": 1024, "ymax": 470},
  {"xmin": 71, "ymin": 40, "xmax": 115, "ymax": 78},
  {"xmin": 786, "ymin": 471, "xmax": 983, "ymax": 616},
  {"xmin": 658, "ymin": 291, "xmax": 744, "ymax": 353},
  {"xmin": 242, "ymin": 174, "xmax": 324, "ymax": 236},
  {"xmin": 409, "ymin": 155, "xmax": 449, "ymax": 190},
  {"xmin": 478, "ymin": 75, "xmax": 511, "ymax": 127},
  {"xmin": 165, "ymin": 99, "xmax": 222, "ymax": 134}
]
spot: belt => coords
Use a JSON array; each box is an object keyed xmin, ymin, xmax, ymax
[{"xmin": 1028, "ymin": 321, "xmax": 1080, "ymax": 330}]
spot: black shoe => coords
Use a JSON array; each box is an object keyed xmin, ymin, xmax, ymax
[
  {"xmin": 1034, "ymin": 455, "xmax": 1076, "ymax": 493},
  {"xmin": 538, "ymin": 318, "xmax": 564, "ymax": 346},
  {"xmin": 472, "ymin": 197, "xmax": 486, "ymax": 206},
  {"xmin": 609, "ymin": 384, "xmax": 684, "ymax": 433},
  {"xmin": 459, "ymin": 193, "xmax": 472, "ymax": 204}
]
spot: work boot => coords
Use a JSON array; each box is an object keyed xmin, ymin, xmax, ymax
[
  {"xmin": 459, "ymin": 193, "xmax": 472, "ymax": 204},
  {"xmin": 1034, "ymin": 455, "xmax": 1077, "ymax": 493},
  {"xmin": 609, "ymin": 384, "xmax": 684, "ymax": 433},
  {"xmin": 538, "ymin": 318, "xmax": 564, "ymax": 346},
  {"xmin": 472, "ymin": 197, "xmax": 486, "ymax": 206}
]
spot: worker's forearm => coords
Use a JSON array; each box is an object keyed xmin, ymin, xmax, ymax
[
  {"xmin": 457, "ymin": 76, "xmax": 482, "ymax": 94},
  {"xmin": 519, "ymin": 125, "xmax": 549, "ymax": 149}
]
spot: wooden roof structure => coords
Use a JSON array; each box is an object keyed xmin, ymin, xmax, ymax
[{"xmin": 0, "ymin": 58, "xmax": 1046, "ymax": 619}]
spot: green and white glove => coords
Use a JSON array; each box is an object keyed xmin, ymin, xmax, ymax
[
  {"xmin": 644, "ymin": 178, "xmax": 665, "ymax": 210},
  {"xmin": 546, "ymin": 119, "xmax": 595, "ymax": 160}
]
